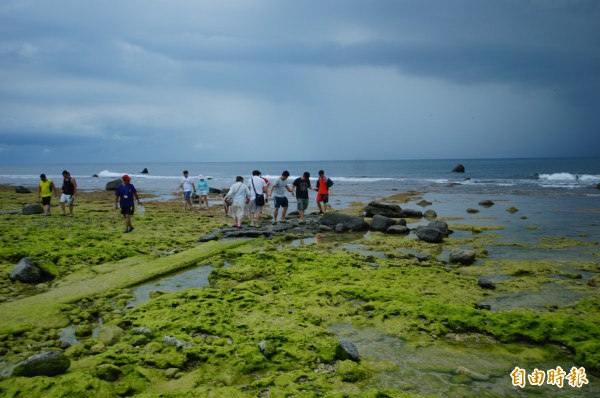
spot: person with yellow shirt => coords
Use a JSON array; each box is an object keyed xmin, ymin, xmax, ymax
[{"xmin": 38, "ymin": 174, "xmax": 57, "ymax": 216}]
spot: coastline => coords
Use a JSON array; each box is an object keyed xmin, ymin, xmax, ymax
[{"xmin": 0, "ymin": 184, "xmax": 598, "ymax": 397}]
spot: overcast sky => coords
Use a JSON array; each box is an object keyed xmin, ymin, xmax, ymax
[{"xmin": 1, "ymin": 0, "xmax": 599, "ymax": 164}]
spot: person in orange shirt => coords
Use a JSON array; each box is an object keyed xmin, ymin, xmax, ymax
[{"xmin": 315, "ymin": 170, "xmax": 334, "ymax": 214}]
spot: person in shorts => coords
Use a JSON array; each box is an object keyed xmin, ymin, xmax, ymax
[
  {"xmin": 248, "ymin": 170, "xmax": 267, "ymax": 228},
  {"xmin": 59, "ymin": 170, "xmax": 78, "ymax": 216},
  {"xmin": 196, "ymin": 175, "xmax": 210, "ymax": 209},
  {"xmin": 315, "ymin": 169, "xmax": 334, "ymax": 214},
  {"xmin": 177, "ymin": 170, "xmax": 196, "ymax": 210},
  {"xmin": 114, "ymin": 174, "xmax": 141, "ymax": 233},
  {"xmin": 38, "ymin": 174, "xmax": 57, "ymax": 216},
  {"xmin": 268, "ymin": 170, "xmax": 294, "ymax": 224},
  {"xmin": 292, "ymin": 171, "xmax": 315, "ymax": 223}
]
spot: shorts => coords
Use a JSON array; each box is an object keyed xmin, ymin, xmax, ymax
[
  {"xmin": 60, "ymin": 194, "xmax": 74, "ymax": 205},
  {"xmin": 297, "ymin": 198, "xmax": 309, "ymax": 211},
  {"xmin": 42, "ymin": 196, "xmax": 51, "ymax": 206},
  {"xmin": 316, "ymin": 193, "xmax": 329, "ymax": 204},
  {"xmin": 121, "ymin": 205, "xmax": 135, "ymax": 215},
  {"xmin": 249, "ymin": 201, "xmax": 263, "ymax": 213},
  {"xmin": 274, "ymin": 196, "xmax": 288, "ymax": 209},
  {"xmin": 183, "ymin": 191, "xmax": 192, "ymax": 201},
  {"xmin": 199, "ymin": 190, "xmax": 209, "ymax": 196}
]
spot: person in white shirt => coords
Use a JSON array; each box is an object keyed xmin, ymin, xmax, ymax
[
  {"xmin": 177, "ymin": 170, "xmax": 196, "ymax": 210},
  {"xmin": 248, "ymin": 169, "xmax": 267, "ymax": 228}
]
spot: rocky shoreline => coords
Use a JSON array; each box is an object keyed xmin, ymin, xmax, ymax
[{"xmin": 0, "ymin": 184, "xmax": 598, "ymax": 397}]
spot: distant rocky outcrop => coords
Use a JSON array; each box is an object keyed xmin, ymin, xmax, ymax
[
  {"xmin": 452, "ymin": 164, "xmax": 465, "ymax": 173},
  {"xmin": 9, "ymin": 257, "xmax": 55, "ymax": 284},
  {"xmin": 141, "ymin": 168, "xmax": 149, "ymax": 174},
  {"xmin": 11, "ymin": 351, "xmax": 70, "ymax": 377},
  {"xmin": 105, "ymin": 179, "xmax": 122, "ymax": 191}
]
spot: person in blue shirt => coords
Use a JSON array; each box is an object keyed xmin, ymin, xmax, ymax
[
  {"xmin": 196, "ymin": 175, "xmax": 210, "ymax": 209},
  {"xmin": 114, "ymin": 174, "xmax": 141, "ymax": 233}
]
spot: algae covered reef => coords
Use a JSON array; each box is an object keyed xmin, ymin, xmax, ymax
[{"xmin": 0, "ymin": 184, "xmax": 599, "ymax": 397}]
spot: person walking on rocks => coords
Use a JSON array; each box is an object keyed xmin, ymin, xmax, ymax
[
  {"xmin": 196, "ymin": 175, "xmax": 210, "ymax": 209},
  {"xmin": 114, "ymin": 174, "xmax": 141, "ymax": 233},
  {"xmin": 177, "ymin": 170, "xmax": 196, "ymax": 210},
  {"xmin": 37, "ymin": 174, "xmax": 57, "ymax": 216},
  {"xmin": 269, "ymin": 170, "xmax": 294, "ymax": 224},
  {"xmin": 292, "ymin": 172, "xmax": 315, "ymax": 223},
  {"xmin": 60, "ymin": 170, "xmax": 77, "ymax": 216},
  {"xmin": 316, "ymin": 170, "xmax": 334, "ymax": 214},
  {"xmin": 248, "ymin": 170, "xmax": 267, "ymax": 228},
  {"xmin": 224, "ymin": 176, "xmax": 250, "ymax": 229}
]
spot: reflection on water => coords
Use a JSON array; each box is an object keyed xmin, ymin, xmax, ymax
[
  {"xmin": 127, "ymin": 265, "xmax": 217, "ymax": 308},
  {"xmin": 330, "ymin": 323, "xmax": 598, "ymax": 397},
  {"xmin": 478, "ymin": 284, "xmax": 585, "ymax": 312}
]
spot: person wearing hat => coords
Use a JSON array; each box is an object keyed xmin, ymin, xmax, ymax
[
  {"xmin": 196, "ymin": 175, "xmax": 210, "ymax": 209},
  {"xmin": 114, "ymin": 174, "xmax": 141, "ymax": 233},
  {"xmin": 60, "ymin": 170, "xmax": 78, "ymax": 216},
  {"xmin": 38, "ymin": 174, "xmax": 57, "ymax": 216}
]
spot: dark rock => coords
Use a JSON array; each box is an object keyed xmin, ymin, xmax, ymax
[
  {"xmin": 92, "ymin": 174, "xmax": 99, "ymax": 178},
  {"xmin": 12, "ymin": 351, "xmax": 70, "ymax": 377},
  {"xmin": 363, "ymin": 202, "xmax": 404, "ymax": 218},
  {"xmin": 94, "ymin": 364, "xmax": 122, "ymax": 381},
  {"xmin": 423, "ymin": 210, "xmax": 437, "ymax": 219},
  {"xmin": 334, "ymin": 223, "xmax": 347, "ymax": 233},
  {"xmin": 370, "ymin": 215, "xmax": 396, "ymax": 231},
  {"xmin": 475, "ymin": 303, "xmax": 492, "ymax": 310},
  {"xmin": 416, "ymin": 200, "xmax": 432, "ymax": 207},
  {"xmin": 22, "ymin": 203, "xmax": 43, "ymax": 215},
  {"xmin": 336, "ymin": 338, "xmax": 359, "ymax": 362},
  {"xmin": 416, "ymin": 252, "xmax": 434, "ymax": 262},
  {"xmin": 209, "ymin": 187, "xmax": 222, "ymax": 194},
  {"xmin": 387, "ymin": 225, "xmax": 410, "ymax": 234},
  {"xmin": 478, "ymin": 200, "xmax": 495, "ymax": 207},
  {"xmin": 105, "ymin": 179, "xmax": 122, "ymax": 191},
  {"xmin": 466, "ymin": 208, "xmax": 480, "ymax": 214},
  {"xmin": 10, "ymin": 257, "xmax": 54, "ymax": 284},
  {"xmin": 402, "ymin": 208, "xmax": 423, "ymax": 219},
  {"xmin": 597, "ymin": 183, "xmax": 600, "ymax": 190},
  {"xmin": 478, "ymin": 278, "xmax": 496, "ymax": 290},
  {"xmin": 415, "ymin": 227, "xmax": 444, "ymax": 243},
  {"xmin": 507, "ymin": 206, "xmax": 519, "ymax": 214},
  {"xmin": 258, "ymin": 340, "xmax": 276, "ymax": 358},
  {"xmin": 449, "ymin": 249, "xmax": 476, "ymax": 265},
  {"xmin": 427, "ymin": 220, "xmax": 450, "ymax": 236},
  {"xmin": 141, "ymin": 168, "xmax": 149, "ymax": 174},
  {"xmin": 452, "ymin": 164, "xmax": 465, "ymax": 173},
  {"xmin": 15, "ymin": 186, "xmax": 31, "ymax": 194},
  {"xmin": 320, "ymin": 212, "xmax": 369, "ymax": 231}
]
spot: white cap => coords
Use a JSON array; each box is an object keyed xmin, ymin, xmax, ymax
[{"xmin": 198, "ymin": 175, "xmax": 204, "ymax": 179}]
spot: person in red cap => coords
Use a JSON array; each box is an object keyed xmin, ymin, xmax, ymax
[{"xmin": 114, "ymin": 174, "xmax": 141, "ymax": 233}]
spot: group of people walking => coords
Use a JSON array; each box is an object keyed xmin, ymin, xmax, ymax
[
  {"xmin": 223, "ymin": 169, "xmax": 334, "ymax": 229},
  {"xmin": 37, "ymin": 168, "xmax": 334, "ymax": 233}
]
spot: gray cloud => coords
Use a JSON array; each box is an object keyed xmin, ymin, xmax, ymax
[{"xmin": 1, "ymin": 0, "xmax": 599, "ymax": 163}]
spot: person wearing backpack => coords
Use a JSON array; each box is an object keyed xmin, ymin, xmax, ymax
[{"xmin": 316, "ymin": 170, "xmax": 334, "ymax": 214}]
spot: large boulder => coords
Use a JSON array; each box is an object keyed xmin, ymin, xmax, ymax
[
  {"xmin": 452, "ymin": 164, "xmax": 465, "ymax": 173},
  {"xmin": 363, "ymin": 202, "xmax": 404, "ymax": 218},
  {"xmin": 449, "ymin": 249, "xmax": 476, "ymax": 265},
  {"xmin": 209, "ymin": 187, "xmax": 222, "ymax": 195},
  {"xmin": 387, "ymin": 225, "xmax": 410, "ymax": 234},
  {"xmin": 22, "ymin": 203, "xmax": 43, "ymax": 215},
  {"xmin": 10, "ymin": 257, "xmax": 54, "ymax": 284},
  {"xmin": 320, "ymin": 213, "xmax": 369, "ymax": 231},
  {"xmin": 370, "ymin": 215, "xmax": 396, "ymax": 231},
  {"xmin": 427, "ymin": 220, "xmax": 450, "ymax": 236},
  {"xmin": 105, "ymin": 179, "xmax": 122, "ymax": 191},
  {"xmin": 402, "ymin": 208, "xmax": 423, "ymax": 219},
  {"xmin": 415, "ymin": 227, "xmax": 444, "ymax": 243},
  {"xmin": 15, "ymin": 186, "xmax": 31, "ymax": 193},
  {"xmin": 140, "ymin": 168, "xmax": 149, "ymax": 174},
  {"xmin": 12, "ymin": 351, "xmax": 71, "ymax": 377}
]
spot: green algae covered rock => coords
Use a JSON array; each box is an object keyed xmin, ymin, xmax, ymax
[{"xmin": 11, "ymin": 350, "xmax": 70, "ymax": 377}]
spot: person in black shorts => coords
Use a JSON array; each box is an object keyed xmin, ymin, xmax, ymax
[{"xmin": 114, "ymin": 174, "xmax": 141, "ymax": 233}]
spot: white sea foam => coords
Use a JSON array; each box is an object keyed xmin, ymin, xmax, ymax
[{"xmin": 538, "ymin": 172, "xmax": 600, "ymax": 182}]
